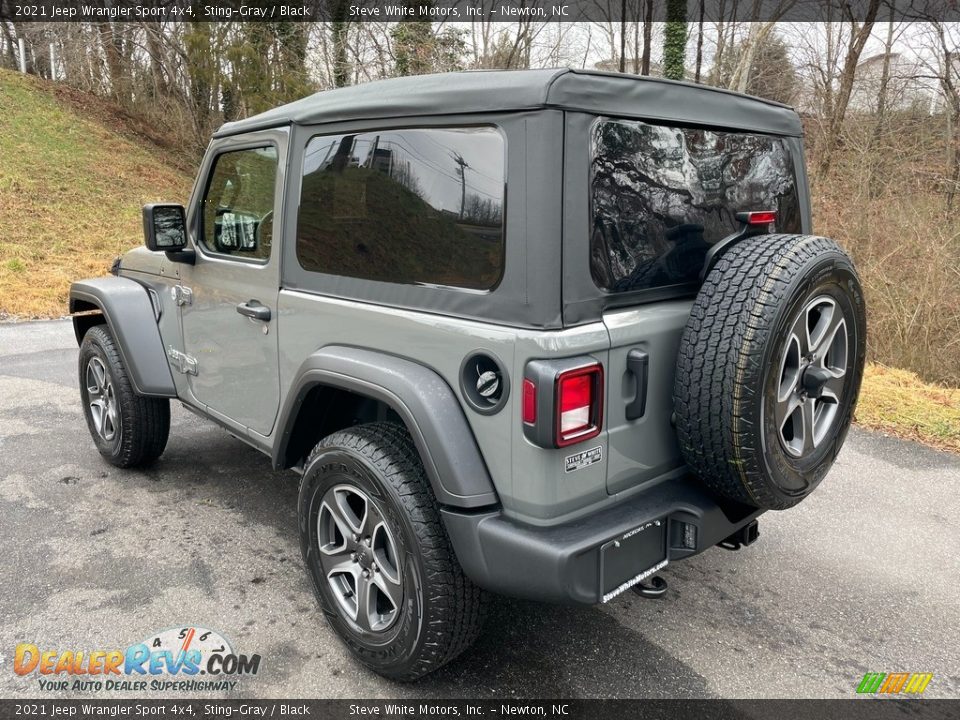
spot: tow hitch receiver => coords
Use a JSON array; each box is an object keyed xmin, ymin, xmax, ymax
[
  {"xmin": 631, "ymin": 575, "xmax": 668, "ymax": 599},
  {"xmin": 718, "ymin": 520, "xmax": 760, "ymax": 551}
]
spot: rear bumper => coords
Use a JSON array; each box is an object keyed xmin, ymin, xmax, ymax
[{"xmin": 441, "ymin": 475, "xmax": 763, "ymax": 605}]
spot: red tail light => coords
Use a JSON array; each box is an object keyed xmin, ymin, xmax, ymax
[
  {"xmin": 741, "ymin": 210, "xmax": 777, "ymax": 226},
  {"xmin": 555, "ymin": 364, "xmax": 603, "ymax": 447}
]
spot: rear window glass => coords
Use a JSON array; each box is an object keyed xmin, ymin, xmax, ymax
[
  {"xmin": 297, "ymin": 127, "xmax": 505, "ymax": 290},
  {"xmin": 590, "ymin": 118, "xmax": 801, "ymax": 293}
]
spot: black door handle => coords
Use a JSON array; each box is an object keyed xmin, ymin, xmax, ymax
[
  {"xmin": 236, "ymin": 300, "xmax": 271, "ymax": 322},
  {"xmin": 625, "ymin": 349, "xmax": 649, "ymax": 421}
]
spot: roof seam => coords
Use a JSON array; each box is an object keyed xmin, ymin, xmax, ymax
[{"xmin": 542, "ymin": 67, "xmax": 572, "ymax": 105}]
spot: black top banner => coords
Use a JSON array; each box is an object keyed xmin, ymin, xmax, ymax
[{"xmin": 2, "ymin": 0, "xmax": 959, "ymax": 23}]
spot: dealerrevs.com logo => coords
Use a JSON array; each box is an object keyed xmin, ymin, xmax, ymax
[{"xmin": 13, "ymin": 626, "xmax": 261, "ymax": 692}]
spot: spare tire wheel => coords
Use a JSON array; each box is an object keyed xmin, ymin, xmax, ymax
[{"xmin": 673, "ymin": 234, "xmax": 866, "ymax": 510}]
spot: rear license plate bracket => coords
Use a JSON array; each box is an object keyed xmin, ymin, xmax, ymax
[{"xmin": 599, "ymin": 519, "xmax": 668, "ymax": 602}]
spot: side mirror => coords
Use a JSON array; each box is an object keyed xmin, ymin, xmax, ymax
[{"xmin": 143, "ymin": 203, "xmax": 188, "ymax": 251}]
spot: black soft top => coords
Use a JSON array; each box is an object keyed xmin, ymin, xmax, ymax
[{"xmin": 214, "ymin": 68, "xmax": 803, "ymax": 139}]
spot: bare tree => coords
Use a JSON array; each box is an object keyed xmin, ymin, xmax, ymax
[
  {"xmin": 331, "ymin": 5, "xmax": 351, "ymax": 87},
  {"xmin": 98, "ymin": 22, "xmax": 129, "ymax": 102},
  {"xmin": 923, "ymin": 21, "xmax": 960, "ymax": 210},
  {"xmin": 694, "ymin": 0, "xmax": 705, "ymax": 82},
  {"xmin": 726, "ymin": 0, "xmax": 796, "ymax": 93},
  {"xmin": 1, "ymin": 21, "xmax": 18, "ymax": 70},
  {"xmin": 641, "ymin": 0, "xmax": 652, "ymax": 73},
  {"xmin": 815, "ymin": 0, "xmax": 882, "ymax": 176},
  {"xmin": 709, "ymin": 0, "xmax": 739, "ymax": 84}
]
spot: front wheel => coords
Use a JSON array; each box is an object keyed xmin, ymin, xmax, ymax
[
  {"xmin": 298, "ymin": 422, "xmax": 487, "ymax": 680},
  {"xmin": 79, "ymin": 325, "xmax": 170, "ymax": 468}
]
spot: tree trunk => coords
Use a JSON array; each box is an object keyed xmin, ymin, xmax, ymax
[
  {"xmin": 331, "ymin": 0, "xmax": 350, "ymax": 87},
  {"xmin": 641, "ymin": 0, "xmax": 652, "ymax": 75},
  {"xmin": 930, "ymin": 24, "xmax": 960, "ymax": 212},
  {"xmin": 98, "ymin": 22, "xmax": 126, "ymax": 102},
  {"xmin": 709, "ymin": 0, "xmax": 734, "ymax": 85},
  {"xmin": 866, "ymin": 14, "xmax": 895, "ymax": 198},
  {"xmin": 694, "ymin": 0, "xmax": 704, "ymax": 83},
  {"xmin": 619, "ymin": 0, "xmax": 626, "ymax": 74},
  {"xmin": 729, "ymin": 22, "xmax": 776, "ymax": 94},
  {"xmin": 184, "ymin": 22, "xmax": 216, "ymax": 147},
  {"xmin": 144, "ymin": 21, "xmax": 169, "ymax": 97},
  {"xmin": 948, "ymin": 111, "xmax": 960, "ymax": 213},
  {"xmin": 1, "ymin": 22, "xmax": 17, "ymax": 69},
  {"xmin": 816, "ymin": 0, "xmax": 882, "ymax": 177},
  {"xmin": 663, "ymin": 0, "xmax": 686, "ymax": 81}
]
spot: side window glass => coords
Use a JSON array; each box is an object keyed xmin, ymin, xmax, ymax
[
  {"xmin": 296, "ymin": 127, "xmax": 505, "ymax": 290},
  {"xmin": 201, "ymin": 146, "xmax": 278, "ymax": 260}
]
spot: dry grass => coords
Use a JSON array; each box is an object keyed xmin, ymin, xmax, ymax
[
  {"xmin": 856, "ymin": 363, "xmax": 960, "ymax": 453},
  {"xmin": 0, "ymin": 69, "xmax": 193, "ymax": 319}
]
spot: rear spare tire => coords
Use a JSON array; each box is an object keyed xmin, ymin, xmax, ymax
[{"xmin": 674, "ymin": 234, "xmax": 866, "ymax": 510}]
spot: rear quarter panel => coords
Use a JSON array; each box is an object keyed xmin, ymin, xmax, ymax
[{"xmin": 276, "ymin": 292, "xmax": 612, "ymax": 524}]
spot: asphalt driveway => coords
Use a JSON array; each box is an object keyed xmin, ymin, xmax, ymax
[{"xmin": 0, "ymin": 320, "xmax": 958, "ymax": 699}]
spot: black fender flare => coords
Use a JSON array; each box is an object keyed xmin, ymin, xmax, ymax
[
  {"xmin": 69, "ymin": 277, "xmax": 177, "ymax": 398},
  {"xmin": 273, "ymin": 346, "xmax": 499, "ymax": 510}
]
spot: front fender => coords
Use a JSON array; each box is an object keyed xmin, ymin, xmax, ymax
[
  {"xmin": 274, "ymin": 346, "xmax": 499, "ymax": 509},
  {"xmin": 69, "ymin": 277, "xmax": 176, "ymax": 398}
]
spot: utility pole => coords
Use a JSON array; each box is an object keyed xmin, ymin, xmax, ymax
[{"xmin": 452, "ymin": 152, "xmax": 469, "ymax": 220}]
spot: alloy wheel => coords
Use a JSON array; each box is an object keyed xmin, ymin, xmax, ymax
[
  {"xmin": 774, "ymin": 295, "xmax": 848, "ymax": 458},
  {"xmin": 86, "ymin": 357, "xmax": 119, "ymax": 442},
  {"xmin": 316, "ymin": 484, "xmax": 403, "ymax": 633}
]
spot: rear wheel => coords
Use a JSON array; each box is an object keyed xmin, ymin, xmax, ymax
[
  {"xmin": 79, "ymin": 325, "xmax": 170, "ymax": 468},
  {"xmin": 298, "ymin": 422, "xmax": 487, "ymax": 680},
  {"xmin": 673, "ymin": 234, "xmax": 866, "ymax": 510}
]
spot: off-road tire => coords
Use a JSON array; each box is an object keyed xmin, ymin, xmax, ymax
[
  {"xmin": 79, "ymin": 324, "xmax": 170, "ymax": 468},
  {"xmin": 674, "ymin": 234, "xmax": 866, "ymax": 510},
  {"xmin": 298, "ymin": 422, "xmax": 488, "ymax": 681}
]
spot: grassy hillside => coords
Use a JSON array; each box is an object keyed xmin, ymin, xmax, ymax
[{"xmin": 0, "ymin": 69, "xmax": 193, "ymax": 318}]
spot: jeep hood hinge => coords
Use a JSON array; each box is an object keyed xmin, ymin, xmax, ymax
[{"xmin": 172, "ymin": 285, "xmax": 193, "ymax": 306}]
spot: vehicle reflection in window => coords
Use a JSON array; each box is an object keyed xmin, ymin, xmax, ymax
[
  {"xmin": 590, "ymin": 119, "xmax": 802, "ymax": 293},
  {"xmin": 297, "ymin": 127, "xmax": 505, "ymax": 290}
]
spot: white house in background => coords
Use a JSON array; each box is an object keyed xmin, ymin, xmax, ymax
[{"xmin": 847, "ymin": 52, "xmax": 940, "ymax": 113}]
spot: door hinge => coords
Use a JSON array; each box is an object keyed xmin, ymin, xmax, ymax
[
  {"xmin": 168, "ymin": 347, "xmax": 198, "ymax": 376},
  {"xmin": 171, "ymin": 285, "xmax": 193, "ymax": 306}
]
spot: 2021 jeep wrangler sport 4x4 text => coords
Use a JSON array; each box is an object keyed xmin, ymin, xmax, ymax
[{"xmin": 70, "ymin": 69, "xmax": 865, "ymax": 680}]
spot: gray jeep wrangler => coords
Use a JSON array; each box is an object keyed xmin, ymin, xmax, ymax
[{"xmin": 70, "ymin": 69, "xmax": 866, "ymax": 680}]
